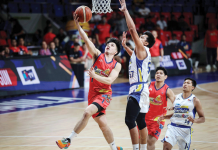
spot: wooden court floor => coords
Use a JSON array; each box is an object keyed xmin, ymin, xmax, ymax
[{"xmin": 0, "ymin": 82, "xmax": 218, "ymax": 150}]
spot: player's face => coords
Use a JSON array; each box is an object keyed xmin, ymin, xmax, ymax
[
  {"xmin": 139, "ymin": 34, "xmax": 149, "ymax": 46},
  {"xmin": 105, "ymin": 42, "xmax": 117, "ymax": 55},
  {"xmin": 155, "ymin": 70, "xmax": 167, "ymax": 82},
  {"xmin": 183, "ymin": 80, "xmax": 194, "ymax": 92}
]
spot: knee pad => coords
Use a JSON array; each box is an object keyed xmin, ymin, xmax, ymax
[
  {"xmin": 136, "ymin": 113, "xmax": 146, "ymax": 130},
  {"xmin": 125, "ymin": 115, "xmax": 136, "ymax": 130}
]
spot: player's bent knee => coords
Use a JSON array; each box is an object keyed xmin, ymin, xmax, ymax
[
  {"xmin": 125, "ymin": 115, "xmax": 136, "ymax": 130},
  {"xmin": 83, "ymin": 110, "xmax": 92, "ymax": 119},
  {"xmin": 136, "ymin": 114, "xmax": 146, "ymax": 130},
  {"xmin": 163, "ymin": 142, "xmax": 172, "ymax": 150}
]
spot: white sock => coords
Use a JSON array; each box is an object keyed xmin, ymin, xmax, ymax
[
  {"xmin": 195, "ymin": 61, "xmax": 199, "ymax": 68},
  {"xmin": 133, "ymin": 144, "xmax": 139, "ymax": 150},
  {"xmin": 68, "ymin": 131, "xmax": 77, "ymax": 140},
  {"xmin": 140, "ymin": 144, "xmax": 147, "ymax": 150},
  {"xmin": 109, "ymin": 141, "xmax": 117, "ymax": 150}
]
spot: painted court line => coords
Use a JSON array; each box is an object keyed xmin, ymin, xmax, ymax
[
  {"xmin": 196, "ymin": 85, "xmax": 218, "ymax": 95},
  {"xmin": 0, "ymin": 136, "xmax": 217, "ymax": 144}
]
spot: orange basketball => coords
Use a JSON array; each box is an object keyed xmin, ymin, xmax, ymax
[{"xmin": 74, "ymin": 6, "xmax": 92, "ymax": 23}]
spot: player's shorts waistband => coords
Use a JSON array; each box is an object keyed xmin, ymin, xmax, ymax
[
  {"xmin": 130, "ymin": 82, "xmax": 148, "ymax": 87},
  {"xmin": 170, "ymin": 123, "xmax": 191, "ymax": 128}
]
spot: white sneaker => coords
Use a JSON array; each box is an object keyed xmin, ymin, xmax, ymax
[
  {"xmin": 206, "ymin": 65, "xmax": 211, "ymax": 70},
  {"xmin": 213, "ymin": 65, "xmax": 217, "ymax": 70}
]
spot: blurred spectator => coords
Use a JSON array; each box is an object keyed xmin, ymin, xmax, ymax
[
  {"xmin": 43, "ymin": 28, "xmax": 56, "ymax": 45},
  {"xmin": 108, "ymin": 12, "xmax": 118, "ymax": 35},
  {"xmin": 32, "ymin": 29, "xmax": 42, "ymax": 46},
  {"xmin": 39, "ymin": 41, "xmax": 51, "ymax": 56},
  {"xmin": 68, "ymin": 42, "xmax": 85, "ymax": 63},
  {"xmin": 50, "ymin": 42, "xmax": 59, "ymax": 55},
  {"xmin": 116, "ymin": 15, "xmax": 128, "ymax": 35},
  {"xmin": 143, "ymin": 16, "xmax": 155, "ymax": 31},
  {"xmin": 90, "ymin": 13, "xmax": 102, "ymax": 23},
  {"xmin": 43, "ymin": 20, "xmax": 52, "ymax": 35},
  {"xmin": 0, "ymin": 48, "xmax": 5, "ymax": 59},
  {"xmin": 138, "ymin": 2, "xmax": 150, "ymax": 18},
  {"xmin": 177, "ymin": 34, "xmax": 199, "ymax": 70},
  {"xmin": 99, "ymin": 37, "xmax": 110, "ymax": 53},
  {"xmin": 204, "ymin": 23, "xmax": 218, "ymax": 71},
  {"xmin": 150, "ymin": 30, "xmax": 164, "ymax": 69},
  {"xmin": 56, "ymin": 28, "xmax": 66, "ymax": 44},
  {"xmin": 95, "ymin": 16, "xmax": 112, "ymax": 45},
  {"xmin": 115, "ymin": 34, "xmax": 126, "ymax": 70},
  {"xmin": 81, "ymin": 43, "xmax": 92, "ymax": 70},
  {"xmin": 54, "ymin": 37, "xmax": 64, "ymax": 54},
  {"xmin": 18, "ymin": 37, "xmax": 29, "ymax": 55},
  {"xmin": 167, "ymin": 15, "xmax": 179, "ymax": 31},
  {"xmin": 156, "ymin": 15, "xmax": 167, "ymax": 30},
  {"xmin": 156, "ymin": 24, "xmax": 166, "ymax": 46},
  {"xmin": 5, "ymin": 47, "xmax": 12, "ymax": 58},
  {"xmin": 9, "ymin": 18, "xmax": 25, "ymax": 40},
  {"xmin": 9, "ymin": 38, "xmax": 20, "ymax": 56},
  {"xmin": 168, "ymin": 34, "xmax": 180, "ymax": 46},
  {"xmin": 129, "ymin": 3, "xmax": 140, "ymax": 17},
  {"xmin": 178, "ymin": 15, "xmax": 190, "ymax": 31}
]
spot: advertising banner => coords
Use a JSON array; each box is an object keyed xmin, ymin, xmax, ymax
[{"xmin": 0, "ymin": 55, "xmax": 79, "ymax": 97}]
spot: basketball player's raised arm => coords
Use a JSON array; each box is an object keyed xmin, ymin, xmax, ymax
[
  {"xmin": 88, "ymin": 63, "xmax": 121, "ymax": 85},
  {"xmin": 122, "ymin": 32, "xmax": 133, "ymax": 56},
  {"xmin": 167, "ymin": 88, "xmax": 176, "ymax": 104},
  {"xmin": 119, "ymin": 0, "xmax": 146, "ymax": 59},
  {"xmin": 74, "ymin": 13, "xmax": 101, "ymax": 57},
  {"xmin": 187, "ymin": 97, "xmax": 205, "ymax": 124}
]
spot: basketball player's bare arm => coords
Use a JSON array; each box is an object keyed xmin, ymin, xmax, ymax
[
  {"xmin": 187, "ymin": 97, "xmax": 205, "ymax": 124},
  {"xmin": 157, "ymin": 113, "xmax": 174, "ymax": 124},
  {"xmin": 74, "ymin": 13, "xmax": 101, "ymax": 57},
  {"xmin": 167, "ymin": 88, "xmax": 176, "ymax": 104},
  {"xmin": 119, "ymin": 0, "xmax": 147, "ymax": 60},
  {"xmin": 122, "ymin": 32, "xmax": 133, "ymax": 56},
  {"xmin": 88, "ymin": 63, "xmax": 121, "ymax": 85}
]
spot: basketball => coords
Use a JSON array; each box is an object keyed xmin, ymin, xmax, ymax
[{"xmin": 74, "ymin": 6, "xmax": 92, "ymax": 23}]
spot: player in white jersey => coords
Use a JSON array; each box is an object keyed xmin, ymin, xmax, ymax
[
  {"xmin": 158, "ymin": 78, "xmax": 205, "ymax": 150},
  {"xmin": 119, "ymin": 0, "xmax": 155, "ymax": 149}
]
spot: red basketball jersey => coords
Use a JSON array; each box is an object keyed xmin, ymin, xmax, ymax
[
  {"xmin": 146, "ymin": 81, "xmax": 169, "ymax": 121},
  {"xmin": 89, "ymin": 54, "xmax": 117, "ymax": 94}
]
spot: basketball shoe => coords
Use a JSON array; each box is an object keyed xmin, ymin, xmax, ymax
[
  {"xmin": 117, "ymin": 146, "xmax": 123, "ymax": 150},
  {"xmin": 56, "ymin": 138, "xmax": 71, "ymax": 149}
]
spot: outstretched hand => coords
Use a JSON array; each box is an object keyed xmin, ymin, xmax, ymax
[
  {"xmin": 119, "ymin": 0, "xmax": 127, "ymax": 12},
  {"xmin": 73, "ymin": 13, "xmax": 80, "ymax": 27},
  {"xmin": 157, "ymin": 116, "xmax": 164, "ymax": 125},
  {"xmin": 88, "ymin": 67, "xmax": 96, "ymax": 78},
  {"xmin": 122, "ymin": 31, "xmax": 127, "ymax": 48}
]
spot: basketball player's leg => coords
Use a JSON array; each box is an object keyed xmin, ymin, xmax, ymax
[
  {"xmin": 163, "ymin": 141, "xmax": 173, "ymax": 150},
  {"xmin": 125, "ymin": 97, "xmax": 141, "ymax": 149},
  {"xmin": 147, "ymin": 135, "xmax": 157, "ymax": 150},
  {"xmin": 136, "ymin": 113, "xmax": 147, "ymax": 147}
]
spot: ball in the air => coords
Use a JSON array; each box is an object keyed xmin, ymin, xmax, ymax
[{"xmin": 74, "ymin": 6, "xmax": 92, "ymax": 22}]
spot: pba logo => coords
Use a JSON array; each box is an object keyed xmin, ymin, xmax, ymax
[
  {"xmin": 17, "ymin": 66, "xmax": 40, "ymax": 85},
  {"xmin": 176, "ymin": 60, "xmax": 187, "ymax": 70}
]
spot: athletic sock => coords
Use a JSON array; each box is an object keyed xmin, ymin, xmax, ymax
[
  {"xmin": 133, "ymin": 144, "xmax": 139, "ymax": 150},
  {"xmin": 109, "ymin": 141, "xmax": 117, "ymax": 150},
  {"xmin": 140, "ymin": 144, "xmax": 147, "ymax": 150},
  {"xmin": 195, "ymin": 61, "xmax": 199, "ymax": 68},
  {"xmin": 68, "ymin": 131, "xmax": 77, "ymax": 140}
]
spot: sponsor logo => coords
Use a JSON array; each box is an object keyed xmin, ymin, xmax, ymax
[
  {"xmin": 173, "ymin": 113, "xmax": 189, "ymax": 118},
  {"xmin": 188, "ymin": 99, "xmax": 191, "ymax": 101},
  {"xmin": 175, "ymin": 103, "xmax": 181, "ymax": 107},
  {"xmin": 99, "ymin": 59, "xmax": 103, "ymax": 62},
  {"xmin": 17, "ymin": 66, "xmax": 40, "ymax": 85},
  {"xmin": 102, "ymin": 94, "xmax": 111, "ymax": 104},
  {"xmin": 149, "ymin": 88, "xmax": 152, "ymax": 91},
  {"xmin": 166, "ymin": 136, "xmax": 168, "ymax": 138},
  {"xmin": 150, "ymin": 95, "xmax": 163, "ymax": 105},
  {"xmin": 94, "ymin": 66, "xmax": 110, "ymax": 77},
  {"xmin": 176, "ymin": 60, "xmax": 187, "ymax": 70},
  {"xmin": 151, "ymin": 55, "xmax": 177, "ymax": 70},
  {"xmin": 0, "ymin": 68, "xmax": 17, "ymax": 87}
]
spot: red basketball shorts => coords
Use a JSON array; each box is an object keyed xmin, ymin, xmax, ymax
[
  {"xmin": 88, "ymin": 92, "xmax": 112, "ymax": 118},
  {"xmin": 146, "ymin": 120, "xmax": 165, "ymax": 140}
]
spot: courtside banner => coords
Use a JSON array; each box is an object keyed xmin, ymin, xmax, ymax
[{"xmin": 0, "ymin": 55, "xmax": 79, "ymax": 97}]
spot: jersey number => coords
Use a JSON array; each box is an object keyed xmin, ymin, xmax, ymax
[
  {"xmin": 147, "ymin": 61, "xmax": 151, "ymax": 75},
  {"xmin": 135, "ymin": 68, "xmax": 143, "ymax": 92}
]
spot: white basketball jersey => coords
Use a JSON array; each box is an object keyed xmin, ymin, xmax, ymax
[
  {"xmin": 128, "ymin": 46, "xmax": 151, "ymax": 113},
  {"xmin": 129, "ymin": 46, "xmax": 151, "ymax": 85},
  {"xmin": 170, "ymin": 93, "xmax": 196, "ymax": 127}
]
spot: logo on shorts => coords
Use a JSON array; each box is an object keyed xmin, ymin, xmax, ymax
[
  {"xmin": 102, "ymin": 95, "xmax": 111, "ymax": 104},
  {"xmin": 166, "ymin": 136, "xmax": 168, "ymax": 138}
]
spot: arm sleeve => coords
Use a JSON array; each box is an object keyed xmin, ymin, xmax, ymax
[{"xmin": 159, "ymin": 43, "xmax": 163, "ymax": 49}]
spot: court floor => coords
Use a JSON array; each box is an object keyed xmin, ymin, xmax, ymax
[{"xmin": 0, "ymin": 72, "xmax": 218, "ymax": 150}]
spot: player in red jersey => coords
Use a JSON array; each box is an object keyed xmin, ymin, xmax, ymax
[
  {"xmin": 146, "ymin": 67, "xmax": 175, "ymax": 150},
  {"xmin": 56, "ymin": 13, "xmax": 123, "ymax": 150}
]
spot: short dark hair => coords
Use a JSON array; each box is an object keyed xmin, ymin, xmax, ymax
[
  {"xmin": 156, "ymin": 67, "xmax": 168, "ymax": 75},
  {"xmin": 106, "ymin": 38, "xmax": 121, "ymax": 56},
  {"xmin": 184, "ymin": 78, "xmax": 197, "ymax": 90},
  {"xmin": 74, "ymin": 42, "xmax": 80, "ymax": 47},
  {"xmin": 143, "ymin": 31, "xmax": 155, "ymax": 48}
]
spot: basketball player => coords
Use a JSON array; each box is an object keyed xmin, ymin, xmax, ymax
[
  {"xmin": 146, "ymin": 67, "xmax": 175, "ymax": 150},
  {"xmin": 56, "ymin": 13, "xmax": 123, "ymax": 150},
  {"xmin": 119, "ymin": 0, "xmax": 155, "ymax": 149},
  {"xmin": 158, "ymin": 78, "xmax": 205, "ymax": 150}
]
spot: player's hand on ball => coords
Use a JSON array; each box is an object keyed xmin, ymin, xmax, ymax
[
  {"xmin": 119, "ymin": 0, "xmax": 127, "ymax": 12},
  {"xmin": 122, "ymin": 32, "xmax": 127, "ymax": 48},
  {"xmin": 88, "ymin": 67, "xmax": 95, "ymax": 78},
  {"xmin": 187, "ymin": 116, "xmax": 195, "ymax": 123},
  {"xmin": 157, "ymin": 116, "xmax": 164, "ymax": 125},
  {"xmin": 73, "ymin": 13, "xmax": 80, "ymax": 26}
]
